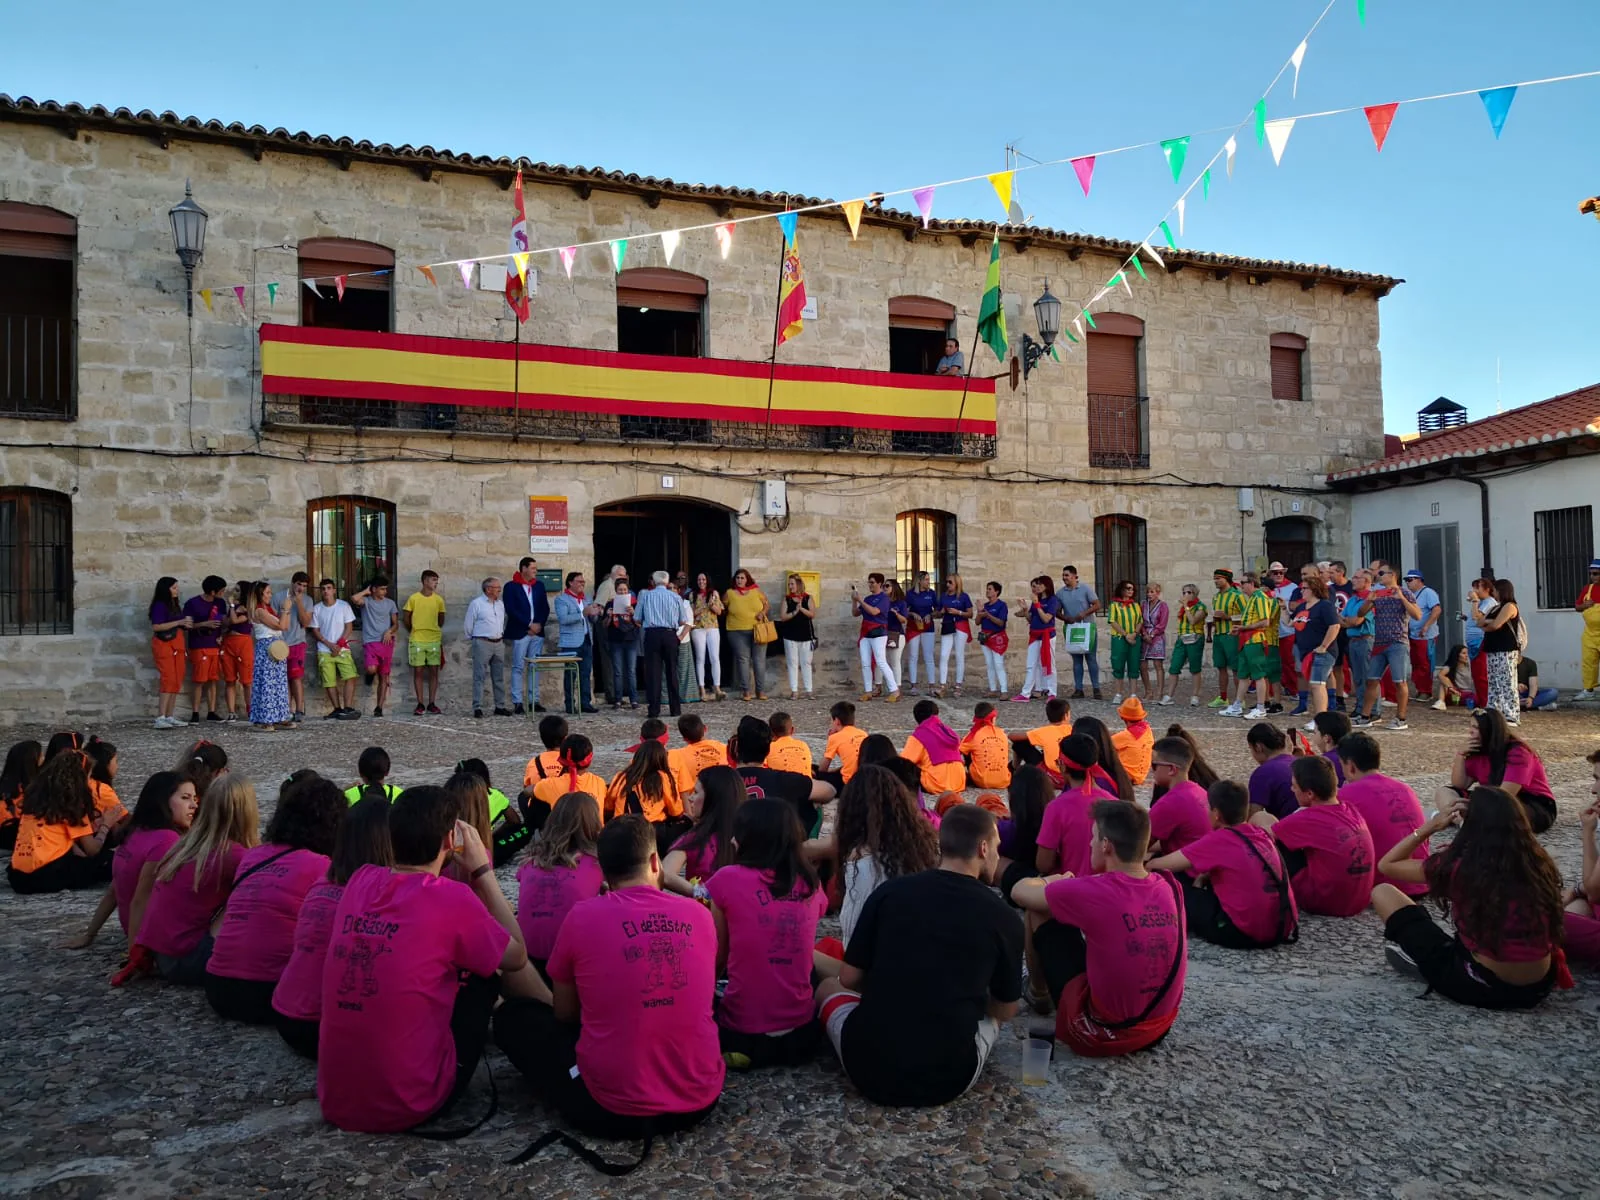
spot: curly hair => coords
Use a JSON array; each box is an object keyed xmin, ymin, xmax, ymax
[
  {"xmin": 265, "ymin": 777, "xmax": 345, "ymax": 856},
  {"xmin": 1164, "ymin": 724, "xmax": 1220, "ymax": 790},
  {"xmin": 20, "ymin": 751, "xmax": 96, "ymax": 826},
  {"xmin": 835, "ymin": 765, "xmax": 938, "ymax": 883},
  {"xmin": 1424, "ymin": 785, "xmax": 1564, "ymax": 957},
  {"xmin": 1070, "ymin": 716, "xmax": 1136, "ymax": 801},
  {"xmin": 532, "ymin": 791, "xmax": 602, "ymax": 871}
]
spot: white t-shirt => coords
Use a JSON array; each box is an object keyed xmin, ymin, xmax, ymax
[
  {"xmin": 839, "ymin": 853, "xmax": 887, "ymax": 947},
  {"xmin": 311, "ymin": 599, "xmax": 356, "ymax": 650}
]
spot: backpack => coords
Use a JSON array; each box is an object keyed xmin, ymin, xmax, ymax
[{"xmin": 1513, "ymin": 615, "xmax": 1529, "ymax": 654}]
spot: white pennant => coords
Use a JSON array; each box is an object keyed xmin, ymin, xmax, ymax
[
  {"xmin": 1176, "ymin": 197, "xmax": 1186, "ymax": 236},
  {"xmin": 302, "ymin": 278, "xmax": 322, "ymax": 298},
  {"xmin": 1264, "ymin": 118, "xmax": 1296, "ymax": 166},
  {"xmin": 1224, "ymin": 136, "xmax": 1237, "ymax": 178},
  {"xmin": 1119, "ymin": 273, "xmax": 1133, "ymax": 298},
  {"xmin": 458, "ymin": 261, "xmax": 475, "ymax": 288},
  {"xmin": 1072, "ymin": 315, "xmax": 1084, "ymax": 339},
  {"xmin": 660, "ymin": 229, "xmax": 680, "ymax": 266},
  {"xmin": 1141, "ymin": 240, "xmax": 1165, "ymax": 270},
  {"xmin": 1290, "ymin": 41, "xmax": 1307, "ymax": 97}
]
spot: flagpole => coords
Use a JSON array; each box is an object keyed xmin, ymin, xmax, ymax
[
  {"xmin": 762, "ymin": 210, "xmax": 788, "ymax": 449},
  {"xmin": 512, "ymin": 315, "xmax": 521, "ymax": 439},
  {"xmin": 952, "ymin": 224, "xmax": 993, "ymax": 442}
]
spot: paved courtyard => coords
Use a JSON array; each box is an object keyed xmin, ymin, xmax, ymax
[{"xmin": 3, "ymin": 664, "xmax": 1598, "ymax": 1199}]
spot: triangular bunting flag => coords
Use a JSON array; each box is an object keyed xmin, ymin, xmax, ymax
[
  {"xmin": 1224, "ymin": 136, "xmax": 1238, "ymax": 178},
  {"xmin": 659, "ymin": 232, "xmax": 678, "ymax": 266},
  {"xmin": 1159, "ymin": 221, "xmax": 1175, "ymax": 250},
  {"xmin": 776, "ymin": 211, "xmax": 798, "ymax": 246},
  {"xmin": 1253, "ymin": 99, "xmax": 1267, "ymax": 147},
  {"xmin": 335, "ymin": 275, "xmax": 347, "ymax": 301},
  {"xmin": 713, "ymin": 224, "xmax": 734, "ymax": 260},
  {"xmin": 1364, "ymin": 103, "xmax": 1399, "ymax": 152},
  {"xmin": 987, "ymin": 171, "xmax": 1014, "ymax": 216},
  {"xmin": 266, "ymin": 281, "xmax": 278, "ymax": 305},
  {"xmin": 199, "ymin": 288, "xmax": 212, "ymax": 312},
  {"xmin": 1131, "ymin": 253, "xmax": 1147, "ymax": 281},
  {"xmin": 417, "ymin": 266, "xmax": 437, "ymax": 287},
  {"xmin": 1160, "ymin": 136, "xmax": 1190, "ymax": 184},
  {"xmin": 303, "ymin": 279, "xmax": 322, "ymax": 298},
  {"xmin": 840, "ymin": 200, "xmax": 864, "ymax": 240},
  {"xmin": 1141, "ymin": 240, "xmax": 1165, "ymax": 270},
  {"xmin": 559, "ymin": 246, "xmax": 577, "ymax": 278},
  {"xmin": 1049, "ymin": 343, "xmax": 1061, "ymax": 362},
  {"xmin": 609, "ymin": 240, "xmax": 627, "ymax": 273},
  {"xmin": 1479, "ymin": 87, "xmax": 1516, "ymax": 138},
  {"xmin": 458, "ymin": 262, "xmax": 474, "ymax": 288},
  {"xmin": 1111, "ymin": 272, "xmax": 1132, "ymax": 298},
  {"xmin": 1264, "ymin": 118, "xmax": 1295, "ymax": 166},
  {"xmin": 912, "ymin": 186, "xmax": 935, "ymax": 228},
  {"xmin": 513, "ymin": 252, "xmax": 530, "ymax": 283},
  {"xmin": 1176, "ymin": 197, "xmax": 1186, "ymax": 236},
  {"xmin": 1071, "ymin": 315, "xmax": 1083, "ymax": 339},
  {"xmin": 1357, "ymin": 0, "xmax": 1366, "ymax": 23},
  {"xmin": 1082, "ymin": 310, "xmax": 1097, "ymax": 331},
  {"xmin": 1071, "ymin": 156, "xmax": 1096, "ymax": 197},
  {"xmin": 1063, "ymin": 329, "xmax": 1079, "ymax": 345},
  {"xmin": 1290, "ymin": 41, "xmax": 1307, "ymax": 98},
  {"xmin": 233, "ymin": 285, "xmax": 246, "ymax": 309}
]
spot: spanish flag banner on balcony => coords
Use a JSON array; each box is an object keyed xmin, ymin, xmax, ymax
[{"xmin": 260, "ymin": 325, "xmax": 995, "ymax": 435}]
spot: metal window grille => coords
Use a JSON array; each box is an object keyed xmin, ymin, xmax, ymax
[
  {"xmin": 1360, "ymin": 529, "xmax": 1402, "ymax": 572},
  {"xmin": 1534, "ymin": 506, "xmax": 1594, "ymax": 608},
  {"xmin": 307, "ymin": 497, "xmax": 396, "ymax": 597},
  {"xmin": 0, "ymin": 488, "xmax": 73, "ymax": 634},
  {"xmin": 1093, "ymin": 514, "xmax": 1147, "ymax": 598},
  {"xmin": 1086, "ymin": 395, "xmax": 1150, "ymax": 469},
  {"xmin": 896, "ymin": 510, "xmax": 957, "ymax": 587}
]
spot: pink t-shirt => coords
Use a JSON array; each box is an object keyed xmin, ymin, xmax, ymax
[
  {"xmin": 1463, "ymin": 745, "xmax": 1553, "ymax": 798},
  {"xmin": 1340, "ymin": 772, "xmax": 1429, "ymax": 898},
  {"xmin": 704, "ymin": 864, "xmax": 827, "ymax": 1035},
  {"xmin": 1044, "ymin": 871, "xmax": 1186, "ymax": 1024},
  {"xmin": 271, "ymin": 880, "xmax": 344, "ymax": 1022},
  {"xmin": 138, "ymin": 843, "xmax": 247, "ymax": 957},
  {"xmin": 548, "ymin": 886, "xmax": 724, "ymax": 1118},
  {"xmin": 112, "ymin": 827, "xmax": 179, "ymax": 934},
  {"xmin": 1182, "ymin": 825, "xmax": 1296, "ymax": 945},
  {"xmin": 317, "ymin": 866, "xmax": 511, "ymax": 1133},
  {"xmin": 1037, "ymin": 786, "xmax": 1117, "ymax": 877},
  {"xmin": 206, "ymin": 845, "xmax": 330, "ymax": 982},
  {"xmin": 1149, "ymin": 782, "xmax": 1211, "ymax": 856},
  {"xmin": 669, "ymin": 832, "xmax": 722, "ymax": 884},
  {"xmin": 515, "ymin": 854, "xmax": 604, "ymax": 961},
  {"xmin": 1272, "ymin": 803, "xmax": 1375, "ymax": 917}
]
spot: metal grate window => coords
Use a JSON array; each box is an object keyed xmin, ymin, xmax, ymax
[
  {"xmin": 0, "ymin": 488, "xmax": 73, "ymax": 634},
  {"xmin": 307, "ymin": 496, "xmax": 396, "ymax": 597},
  {"xmin": 1094, "ymin": 514, "xmax": 1147, "ymax": 599},
  {"xmin": 1360, "ymin": 529, "xmax": 1402, "ymax": 572},
  {"xmin": 1534, "ymin": 505, "xmax": 1594, "ymax": 609},
  {"xmin": 896, "ymin": 509, "xmax": 957, "ymax": 587}
]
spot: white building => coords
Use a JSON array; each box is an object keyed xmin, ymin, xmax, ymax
[{"xmin": 1329, "ymin": 384, "xmax": 1600, "ymax": 689}]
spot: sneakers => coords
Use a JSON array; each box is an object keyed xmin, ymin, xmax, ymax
[
  {"xmin": 414, "ymin": 703, "xmax": 426, "ymax": 716},
  {"xmin": 722, "ymin": 1051, "xmax": 753, "ymax": 1072},
  {"xmin": 153, "ymin": 715, "xmax": 180, "ymax": 729},
  {"xmin": 513, "ymin": 703, "xmax": 525, "ymax": 715},
  {"xmin": 1111, "ymin": 693, "xmax": 1124, "ymax": 706},
  {"xmin": 1576, "ymin": 689, "xmax": 1597, "ymax": 702},
  {"xmin": 474, "ymin": 709, "xmax": 485, "ymax": 719},
  {"xmin": 1245, "ymin": 706, "xmax": 1267, "ymax": 719},
  {"xmin": 1266, "ymin": 703, "xmax": 1284, "ymax": 715},
  {"xmin": 1384, "ymin": 942, "xmax": 1425, "ymax": 982},
  {"xmin": 1207, "ymin": 696, "xmax": 1227, "ymax": 708},
  {"xmin": 1351, "ymin": 714, "xmax": 1372, "ymax": 727},
  {"xmin": 1092, "ymin": 689, "xmax": 1103, "ymax": 701},
  {"xmin": 1221, "ymin": 704, "xmax": 1244, "ymax": 717},
  {"xmin": 1158, "ymin": 695, "xmax": 1174, "ymax": 706},
  {"xmin": 373, "ymin": 706, "xmax": 384, "ymax": 718},
  {"xmin": 427, "ymin": 704, "xmax": 442, "ymax": 715},
  {"xmin": 1302, "ymin": 721, "xmax": 1318, "ymax": 733},
  {"xmin": 1431, "ymin": 699, "xmax": 1446, "ymax": 711},
  {"xmin": 1189, "ymin": 696, "xmax": 1200, "ymax": 707},
  {"xmin": 1011, "ymin": 694, "xmax": 1031, "ymax": 703},
  {"xmin": 1535, "ymin": 700, "xmax": 1559, "ymax": 712},
  {"xmin": 1386, "ymin": 717, "xmax": 1409, "ymax": 731},
  {"xmin": 336, "ymin": 707, "xmax": 361, "ymax": 721},
  {"xmin": 189, "ymin": 712, "xmax": 201, "ymax": 724},
  {"xmin": 206, "ymin": 712, "xmax": 222, "ymax": 722}
]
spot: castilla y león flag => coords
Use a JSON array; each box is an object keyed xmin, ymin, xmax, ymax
[{"xmin": 505, "ymin": 170, "xmax": 531, "ymax": 323}]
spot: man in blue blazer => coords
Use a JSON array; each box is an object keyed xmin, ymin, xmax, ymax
[{"xmin": 504, "ymin": 555, "xmax": 551, "ymax": 713}]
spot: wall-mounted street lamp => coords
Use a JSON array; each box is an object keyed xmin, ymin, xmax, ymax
[
  {"xmin": 168, "ymin": 180, "xmax": 209, "ymax": 316},
  {"xmin": 1019, "ymin": 280, "xmax": 1062, "ymax": 380}
]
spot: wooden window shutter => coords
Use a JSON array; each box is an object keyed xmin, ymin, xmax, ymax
[
  {"xmin": 297, "ymin": 238, "xmax": 394, "ymax": 291},
  {"xmin": 0, "ymin": 203, "xmax": 76, "ymax": 261},
  {"xmin": 888, "ymin": 296, "xmax": 956, "ymax": 332},
  {"xmin": 1087, "ymin": 332, "xmax": 1140, "ymax": 396},
  {"xmin": 617, "ymin": 268, "xmax": 708, "ymax": 314},
  {"xmin": 1270, "ymin": 333, "xmax": 1307, "ymax": 401}
]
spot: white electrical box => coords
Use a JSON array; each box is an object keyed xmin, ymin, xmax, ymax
[
  {"xmin": 761, "ymin": 480, "xmax": 788, "ymax": 518},
  {"xmin": 1237, "ymin": 487, "xmax": 1255, "ymax": 513}
]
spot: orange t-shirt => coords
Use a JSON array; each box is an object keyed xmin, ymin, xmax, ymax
[
  {"xmin": 668, "ymin": 740, "xmax": 729, "ymax": 795},
  {"xmin": 960, "ymin": 725, "xmax": 1013, "ymax": 790},
  {"xmin": 902, "ymin": 735, "xmax": 969, "ymax": 796},
  {"xmin": 0, "ymin": 786, "xmax": 21, "ymax": 825},
  {"xmin": 604, "ymin": 769, "xmax": 684, "ymax": 824},
  {"xmin": 1026, "ymin": 722, "xmax": 1073, "ymax": 774},
  {"xmin": 1112, "ymin": 727, "xmax": 1155, "ymax": 786},
  {"xmin": 823, "ymin": 726, "xmax": 868, "ymax": 783},
  {"xmin": 10, "ymin": 813, "xmax": 92, "ymax": 873},
  {"xmin": 90, "ymin": 779, "xmax": 127, "ymax": 824},
  {"xmin": 522, "ymin": 750, "xmax": 564, "ymax": 790},
  {"xmin": 531, "ymin": 772, "xmax": 608, "ymax": 811},
  {"xmin": 765, "ymin": 736, "xmax": 814, "ymax": 777}
]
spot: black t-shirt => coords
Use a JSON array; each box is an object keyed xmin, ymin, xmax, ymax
[
  {"xmin": 734, "ymin": 764, "xmax": 818, "ymax": 834},
  {"xmin": 776, "ymin": 593, "xmax": 815, "ymax": 643},
  {"xmin": 841, "ymin": 869, "xmax": 1024, "ymax": 1106}
]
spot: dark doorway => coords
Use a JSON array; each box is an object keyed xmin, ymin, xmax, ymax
[
  {"xmin": 593, "ymin": 499, "xmax": 735, "ymax": 594},
  {"xmin": 1263, "ymin": 516, "xmax": 1316, "ymax": 579},
  {"xmin": 889, "ymin": 326, "xmax": 946, "ymax": 375}
]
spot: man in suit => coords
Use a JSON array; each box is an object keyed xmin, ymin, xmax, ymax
[{"xmin": 505, "ymin": 556, "xmax": 551, "ymax": 714}]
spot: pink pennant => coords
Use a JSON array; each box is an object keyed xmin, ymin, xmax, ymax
[
  {"xmin": 559, "ymin": 246, "xmax": 577, "ymax": 278},
  {"xmin": 458, "ymin": 262, "xmax": 475, "ymax": 288},
  {"xmin": 912, "ymin": 186, "xmax": 935, "ymax": 228},
  {"xmin": 1071, "ymin": 156, "xmax": 1096, "ymax": 198},
  {"xmin": 232, "ymin": 285, "xmax": 246, "ymax": 309},
  {"xmin": 1364, "ymin": 102, "xmax": 1398, "ymax": 153},
  {"xmin": 335, "ymin": 275, "xmax": 347, "ymax": 301}
]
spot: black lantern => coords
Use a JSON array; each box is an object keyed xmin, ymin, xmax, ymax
[
  {"xmin": 168, "ymin": 180, "xmax": 208, "ymax": 316},
  {"xmin": 1021, "ymin": 280, "xmax": 1062, "ymax": 379}
]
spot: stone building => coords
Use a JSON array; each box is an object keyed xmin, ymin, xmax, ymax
[{"xmin": 0, "ymin": 96, "xmax": 1398, "ymax": 723}]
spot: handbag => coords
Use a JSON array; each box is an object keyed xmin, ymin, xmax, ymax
[
  {"xmin": 267, "ymin": 639, "xmax": 290, "ymax": 662},
  {"xmin": 752, "ymin": 615, "xmax": 778, "ymax": 645}
]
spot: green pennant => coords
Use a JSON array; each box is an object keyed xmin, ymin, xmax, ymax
[
  {"xmin": 1357, "ymin": 0, "xmax": 1366, "ymax": 23},
  {"xmin": 976, "ymin": 231, "xmax": 1009, "ymax": 364},
  {"xmin": 1107, "ymin": 272, "xmax": 1126, "ymax": 290},
  {"xmin": 266, "ymin": 282, "xmax": 278, "ymax": 306},
  {"xmin": 1201, "ymin": 168, "xmax": 1211, "ymax": 201},
  {"xmin": 1063, "ymin": 329, "xmax": 1080, "ymax": 344},
  {"xmin": 1131, "ymin": 254, "xmax": 1147, "ymax": 281},
  {"xmin": 1160, "ymin": 136, "xmax": 1190, "ymax": 184},
  {"xmin": 1049, "ymin": 343, "xmax": 1061, "ymax": 362},
  {"xmin": 1082, "ymin": 310, "xmax": 1097, "ymax": 330},
  {"xmin": 1254, "ymin": 99, "xmax": 1267, "ymax": 147},
  {"xmin": 1159, "ymin": 220, "xmax": 1176, "ymax": 249},
  {"xmin": 610, "ymin": 239, "xmax": 628, "ymax": 273}
]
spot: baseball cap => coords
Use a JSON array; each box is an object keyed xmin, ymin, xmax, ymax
[
  {"xmin": 1403, "ymin": 570, "xmax": 1423, "ymax": 581},
  {"xmin": 1589, "ymin": 558, "xmax": 1600, "ymax": 570},
  {"xmin": 1267, "ymin": 561, "xmax": 1286, "ymax": 572}
]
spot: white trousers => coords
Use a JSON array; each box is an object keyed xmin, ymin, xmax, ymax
[
  {"xmin": 859, "ymin": 635, "xmax": 897, "ymax": 694},
  {"xmin": 983, "ymin": 644, "xmax": 1008, "ymax": 692},
  {"xmin": 691, "ymin": 627, "xmax": 721, "ymax": 689},
  {"xmin": 940, "ymin": 630, "xmax": 969, "ymax": 685},
  {"xmin": 906, "ymin": 633, "xmax": 936, "ymax": 684},
  {"xmin": 1021, "ymin": 638, "xmax": 1057, "ymax": 698},
  {"xmin": 783, "ymin": 638, "xmax": 814, "ymax": 693}
]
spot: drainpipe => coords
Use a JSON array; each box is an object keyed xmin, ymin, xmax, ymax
[{"xmin": 1456, "ymin": 465, "xmax": 1493, "ymax": 578}]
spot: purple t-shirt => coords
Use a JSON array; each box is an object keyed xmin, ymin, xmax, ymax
[
  {"xmin": 182, "ymin": 595, "xmax": 227, "ymax": 650},
  {"xmin": 1248, "ymin": 754, "xmax": 1298, "ymax": 820},
  {"xmin": 150, "ymin": 600, "xmax": 183, "ymax": 633}
]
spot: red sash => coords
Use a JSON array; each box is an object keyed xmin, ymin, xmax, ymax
[
  {"xmin": 983, "ymin": 631, "xmax": 1009, "ymax": 654},
  {"xmin": 949, "ymin": 618, "xmax": 972, "ymax": 638},
  {"xmin": 1029, "ymin": 626, "xmax": 1054, "ymax": 673}
]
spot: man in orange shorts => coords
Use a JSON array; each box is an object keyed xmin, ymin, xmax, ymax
[{"xmin": 181, "ymin": 575, "xmax": 229, "ymax": 724}]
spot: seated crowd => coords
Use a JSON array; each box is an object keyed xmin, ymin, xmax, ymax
[{"xmin": 2, "ymin": 694, "xmax": 1593, "ymax": 1149}]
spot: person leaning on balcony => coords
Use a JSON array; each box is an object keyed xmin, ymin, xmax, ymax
[
  {"xmin": 723, "ymin": 569, "xmax": 771, "ymax": 702},
  {"xmin": 935, "ymin": 338, "xmax": 964, "ymax": 377}
]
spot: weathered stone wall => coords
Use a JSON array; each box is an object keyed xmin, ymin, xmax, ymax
[{"xmin": 0, "ymin": 116, "xmax": 1385, "ymax": 722}]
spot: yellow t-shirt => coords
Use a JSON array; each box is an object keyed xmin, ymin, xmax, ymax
[
  {"xmin": 1108, "ymin": 600, "xmax": 1142, "ymax": 639},
  {"xmin": 668, "ymin": 740, "xmax": 728, "ymax": 795},
  {"xmin": 823, "ymin": 726, "xmax": 868, "ymax": 782},
  {"xmin": 10, "ymin": 814, "xmax": 92, "ymax": 874},
  {"xmin": 1211, "ymin": 588, "xmax": 1244, "ymax": 635},
  {"xmin": 1027, "ymin": 721, "xmax": 1073, "ymax": 774},
  {"xmin": 766, "ymin": 736, "xmax": 813, "ymax": 777},
  {"xmin": 902, "ymin": 735, "xmax": 968, "ymax": 796},
  {"xmin": 1242, "ymin": 591, "xmax": 1278, "ymax": 646},
  {"xmin": 404, "ymin": 591, "xmax": 447, "ymax": 645},
  {"xmin": 722, "ymin": 588, "xmax": 767, "ymax": 632},
  {"xmin": 959, "ymin": 724, "xmax": 1012, "ymax": 789},
  {"xmin": 531, "ymin": 772, "xmax": 608, "ymax": 810}
]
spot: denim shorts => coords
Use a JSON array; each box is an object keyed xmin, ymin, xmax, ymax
[
  {"xmin": 1303, "ymin": 651, "xmax": 1335, "ymax": 685},
  {"xmin": 1373, "ymin": 641, "xmax": 1409, "ymax": 683}
]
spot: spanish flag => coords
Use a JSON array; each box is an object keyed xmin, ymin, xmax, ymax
[{"xmin": 776, "ymin": 232, "xmax": 807, "ymax": 346}]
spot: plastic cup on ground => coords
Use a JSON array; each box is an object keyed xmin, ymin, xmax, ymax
[{"xmin": 1022, "ymin": 1038, "xmax": 1052, "ymax": 1086}]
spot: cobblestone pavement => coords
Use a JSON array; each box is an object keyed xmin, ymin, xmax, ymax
[{"xmin": 3, "ymin": 667, "xmax": 1598, "ymax": 1198}]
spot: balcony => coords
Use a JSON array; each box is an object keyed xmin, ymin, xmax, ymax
[
  {"xmin": 1, "ymin": 313, "xmax": 75, "ymax": 419},
  {"xmin": 1087, "ymin": 392, "xmax": 1149, "ymax": 469},
  {"xmin": 260, "ymin": 326, "xmax": 997, "ymax": 459}
]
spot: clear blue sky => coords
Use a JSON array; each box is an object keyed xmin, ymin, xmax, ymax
[{"xmin": 4, "ymin": 0, "xmax": 1596, "ymax": 432}]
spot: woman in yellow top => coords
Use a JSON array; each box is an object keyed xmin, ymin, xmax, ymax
[
  {"xmin": 689, "ymin": 572, "xmax": 726, "ymax": 701},
  {"xmin": 1107, "ymin": 581, "xmax": 1143, "ymax": 704},
  {"xmin": 722, "ymin": 569, "xmax": 771, "ymax": 702}
]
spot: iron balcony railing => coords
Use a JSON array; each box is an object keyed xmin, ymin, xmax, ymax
[
  {"xmin": 1087, "ymin": 393, "xmax": 1149, "ymax": 469},
  {"xmin": 1, "ymin": 313, "xmax": 76, "ymax": 419}
]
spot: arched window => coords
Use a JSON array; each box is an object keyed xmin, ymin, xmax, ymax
[
  {"xmin": 896, "ymin": 509, "xmax": 958, "ymax": 586},
  {"xmin": 0, "ymin": 487, "xmax": 73, "ymax": 634},
  {"xmin": 888, "ymin": 295, "xmax": 957, "ymax": 375},
  {"xmin": 1271, "ymin": 332, "xmax": 1308, "ymax": 401},
  {"xmin": 1086, "ymin": 314, "xmax": 1147, "ymax": 468},
  {"xmin": 307, "ymin": 496, "xmax": 396, "ymax": 597},
  {"xmin": 1093, "ymin": 514, "xmax": 1147, "ymax": 599},
  {"xmin": 0, "ymin": 202, "xmax": 77, "ymax": 419}
]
